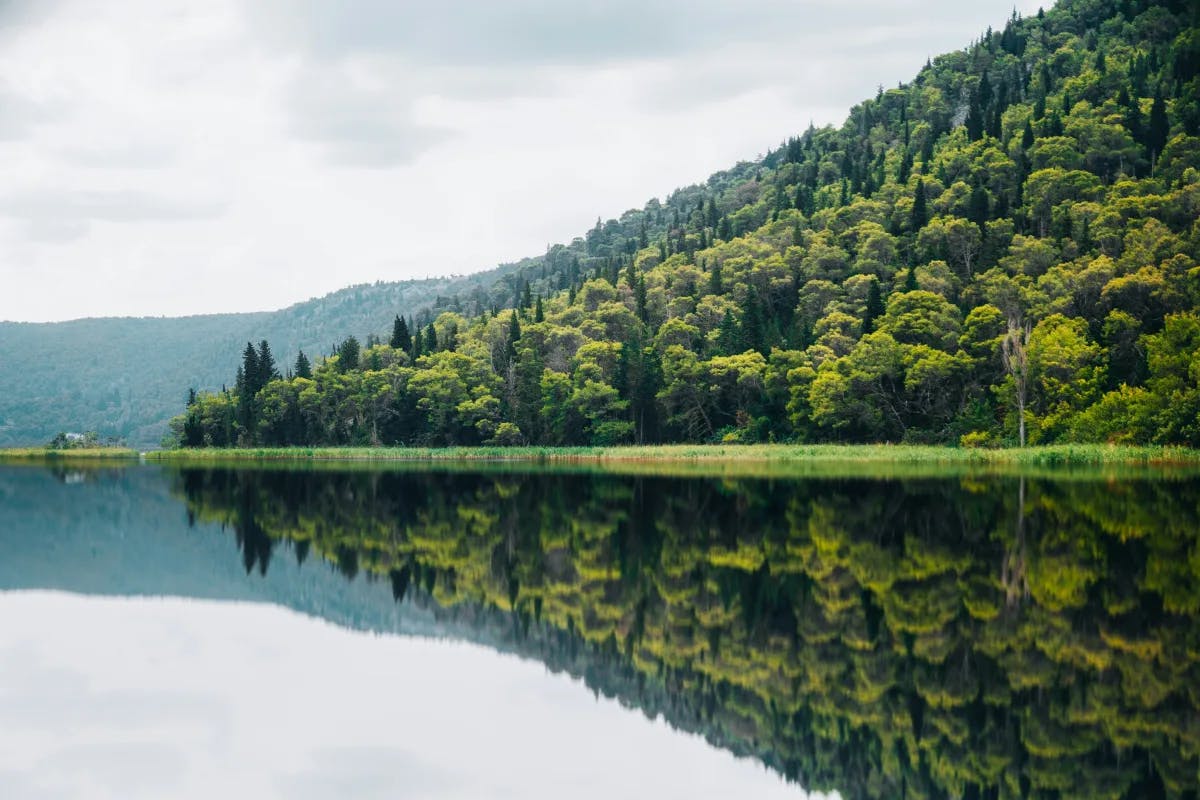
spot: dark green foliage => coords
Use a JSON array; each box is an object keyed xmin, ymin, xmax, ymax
[
  {"xmin": 168, "ymin": 0, "xmax": 1200, "ymax": 451},
  {"xmin": 390, "ymin": 315, "xmax": 412, "ymax": 352},
  {"xmin": 862, "ymin": 279, "xmax": 885, "ymax": 335},
  {"xmin": 909, "ymin": 180, "xmax": 928, "ymax": 232},
  {"xmin": 336, "ymin": 336, "xmax": 360, "ymax": 372},
  {"xmin": 294, "ymin": 351, "xmax": 312, "ymax": 380}
]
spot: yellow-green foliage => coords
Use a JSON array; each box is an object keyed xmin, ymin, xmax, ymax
[{"xmin": 174, "ymin": 464, "xmax": 1200, "ymax": 799}]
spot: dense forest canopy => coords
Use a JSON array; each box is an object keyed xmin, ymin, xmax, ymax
[{"xmin": 171, "ymin": 0, "xmax": 1200, "ymax": 449}]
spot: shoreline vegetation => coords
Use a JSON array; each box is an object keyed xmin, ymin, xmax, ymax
[
  {"xmin": 133, "ymin": 443, "xmax": 1200, "ymax": 474},
  {"xmin": 6, "ymin": 444, "xmax": 1200, "ymax": 479},
  {"xmin": 0, "ymin": 447, "xmax": 140, "ymax": 461},
  {"xmin": 144, "ymin": 443, "xmax": 1200, "ymax": 466},
  {"xmin": 145, "ymin": 444, "xmax": 1200, "ymax": 481}
]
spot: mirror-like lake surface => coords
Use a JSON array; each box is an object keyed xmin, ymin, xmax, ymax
[{"xmin": 2, "ymin": 462, "xmax": 1198, "ymax": 799}]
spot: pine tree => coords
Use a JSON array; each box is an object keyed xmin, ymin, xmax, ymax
[
  {"xmin": 862, "ymin": 279, "xmax": 885, "ymax": 334},
  {"xmin": 294, "ymin": 350, "xmax": 312, "ymax": 380},
  {"xmin": 709, "ymin": 263, "xmax": 723, "ymax": 295},
  {"xmin": 1147, "ymin": 88, "xmax": 1169, "ymax": 163},
  {"xmin": 715, "ymin": 310, "xmax": 740, "ymax": 356},
  {"xmin": 411, "ymin": 328, "xmax": 424, "ymax": 360},
  {"xmin": 240, "ymin": 342, "xmax": 260, "ymax": 396},
  {"xmin": 390, "ymin": 315, "xmax": 412, "ymax": 352},
  {"xmin": 742, "ymin": 288, "xmax": 767, "ymax": 356},
  {"xmin": 257, "ymin": 340, "xmax": 278, "ymax": 387},
  {"xmin": 910, "ymin": 180, "xmax": 929, "ymax": 232},
  {"xmin": 904, "ymin": 266, "xmax": 919, "ymax": 292},
  {"xmin": 968, "ymin": 183, "xmax": 990, "ymax": 230},
  {"xmin": 506, "ymin": 310, "xmax": 522, "ymax": 363},
  {"xmin": 336, "ymin": 336, "xmax": 360, "ymax": 372},
  {"xmin": 965, "ymin": 93, "xmax": 985, "ymax": 141},
  {"xmin": 425, "ymin": 322, "xmax": 438, "ymax": 353}
]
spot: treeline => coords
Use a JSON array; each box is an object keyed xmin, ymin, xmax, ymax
[
  {"xmin": 170, "ymin": 0, "xmax": 1200, "ymax": 449},
  {"xmin": 177, "ymin": 467, "xmax": 1200, "ymax": 798}
]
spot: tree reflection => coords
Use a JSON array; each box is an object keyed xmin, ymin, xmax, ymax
[{"xmin": 173, "ymin": 466, "xmax": 1200, "ymax": 800}]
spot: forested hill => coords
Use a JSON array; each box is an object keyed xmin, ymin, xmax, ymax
[
  {"xmin": 174, "ymin": 0, "xmax": 1200, "ymax": 450},
  {"xmin": 0, "ymin": 260, "xmax": 550, "ymax": 449}
]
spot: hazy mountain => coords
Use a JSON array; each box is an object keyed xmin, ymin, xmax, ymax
[{"xmin": 0, "ymin": 267, "xmax": 532, "ymax": 448}]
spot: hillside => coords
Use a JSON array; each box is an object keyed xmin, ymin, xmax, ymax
[
  {"xmin": 0, "ymin": 263, "xmax": 544, "ymax": 448},
  {"xmin": 174, "ymin": 0, "xmax": 1200, "ymax": 450}
]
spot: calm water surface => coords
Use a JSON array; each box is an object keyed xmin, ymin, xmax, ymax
[{"xmin": 1, "ymin": 462, "xmax": 1198, "ymax": 799}]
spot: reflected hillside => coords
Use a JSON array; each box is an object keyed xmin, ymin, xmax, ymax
[{"xmin": 174, "ymin": 466, "xmax": 1200, "ymax": 800}]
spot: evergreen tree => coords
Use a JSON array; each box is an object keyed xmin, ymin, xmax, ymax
[
  {"xmin": 336, "ymin": 336, "xmax": 360, "ymax": 372},
  {"xmin": 411, "ymin": 328, "xmax": 424, "ymax": 360},
  {"xmin": 968, "ymin": 183, "xmax": 990, "ymax": 230},
  {"xmin": 294, "ymin": 350, "xmax": 312, "ymax": 380},
  {"xmin": 715, "ymin": 310, "xmax": 740, "ymax": 355},
  {"xmin": 635, "ymin": 276, "xmax": 649, "ymax": 323},
  {"xmin": 862, "ymin": 279, "xmax": 885, "ymax": 334},
  {"xmin": 965, "ymin": 93, "xmax": 985, "ymax": 141},
  {"xmin": 1147, "ymin": 88, "xmax": 1169, "ymax": 162},
  {"xmin": 257, "ymin": 340, "xmax": 278, "ymax": 387},
  {"xmin": 709, "ymin": 263, "xmax": 723, "ymax": 295},
  {"xmin": 390, "ymin": 315, "xmax": 412, "ymax": 352},
  {"xmin": 910, "ymin": 180, "xmax": 929, "ymax": 232},
  {"xmin": 534, "ymin": 296, "xmax": 545, "ymax": 323},
  {"xmin": 742, "ymin": 289, "xmax": 767, "ymax": 356},
  {"xmin": 506, "ymin": 310, "xmax": 522, "ymax": 363}
]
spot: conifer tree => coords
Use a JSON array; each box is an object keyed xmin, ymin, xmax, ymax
[
  {"xmin": 715, "ymin": 310, "xmax": 740, "ymax": 355},
  {"xmin": 257, "ymin": 340, "xmax": 278, "ymax": 387},
  {"xmin": 534, "ymin": 296, "xmax": 544, "ymax": 323},
  {"xmin": 1147, "ymin": 88, "xmax": 1169, "ymax": 163},
  {"xmin": 294, "ymin": 351, "xmax": 312, "ymax": 380},
  {"xmin": 506, "ymin": 310, "xmax": 521, "ymax": 363},
  {"xmin": 635, "ymin": 276, "xmax": 648, "ymax": 323},
  {"xmin": 965, "ymin": 93, "xmax": 985, "ymax": 141},
  {"xmin": 968, "ymin": 183, "xmax": 990, "ymax": 230},
  {"xmin": 910, "ymin": 180, "xmax": 929, "ymax": 231},
  {"xmin": 336, "ymin": 336, "xmax": 360, "ymax": 372},
  {"xmin": 411, "ymin": 328, "xmax": 423, "ymax": 360},
  {"xmin": 390, "ymin": 315, "xmax": 412, "ymax": 352},
  {"xmin": 862, "ymin": 279, "xmax": 885, "ymax": 334},
  {"xmin": 709, "ymin": 263, "xmax": 723, "ymax": 295}
]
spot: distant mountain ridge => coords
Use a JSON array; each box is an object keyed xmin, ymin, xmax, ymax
[{"xmin": 0, "ymin": 268, "xmax": 522, "ymax": 448}]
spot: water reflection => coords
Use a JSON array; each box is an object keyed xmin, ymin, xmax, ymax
[{"xmin": 3, "ymin": 463, "xmax": 1200, "ymax": 799}]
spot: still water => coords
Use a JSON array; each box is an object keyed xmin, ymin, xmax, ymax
[{"xmin": 1, "ymin": 462, "xmax": 1198, "ymax": 799}]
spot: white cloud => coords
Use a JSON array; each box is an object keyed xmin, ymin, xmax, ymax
[{"xmin": 0, "ymin": 0, "xmax": 1053, "ymax": 322}]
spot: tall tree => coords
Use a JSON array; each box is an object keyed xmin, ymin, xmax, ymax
[
  {"xmin": 390, "ymin": 315, "xmax": 412, "ymax": 352},
  {"xmin": 1001, "ymin": 319, "xmax": 1031, "ymax": 446},
  {"xmin": 294, "ymin": 350, "xmax": 312, "ymax": 380}
]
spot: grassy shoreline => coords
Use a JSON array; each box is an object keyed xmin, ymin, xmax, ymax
[
  {"xmin": 140, "ymin": 443, "xmax": 1200, "ymax": 467},
  {"xmin": 0, "ymin": 447, "xmax": 140, "ymax": 461}
]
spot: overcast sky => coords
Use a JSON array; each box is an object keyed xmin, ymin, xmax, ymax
[
  {"xmin": 0, "ymin": 592, "xmax": 822, "ymax": 799},
  {"xmin": 0, "ymin": 0, "xmax": 1048, "ymax": 323}
]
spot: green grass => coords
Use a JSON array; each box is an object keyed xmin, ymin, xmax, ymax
[
  {"xmin": 0, "ymin": 446, "xmax": 140, "ymax": 462},
  {"xmin": 144, "ymin": 443, "xmax": 1200, "ymax": 464},
  {"xmin": 139, "ymin": 444, "xmax": 1200, "ymax": 480}
]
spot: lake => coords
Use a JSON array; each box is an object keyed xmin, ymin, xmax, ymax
[{"xmin": 1, "ymin": 461, "xmax": 1198, "ymax": 799}]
